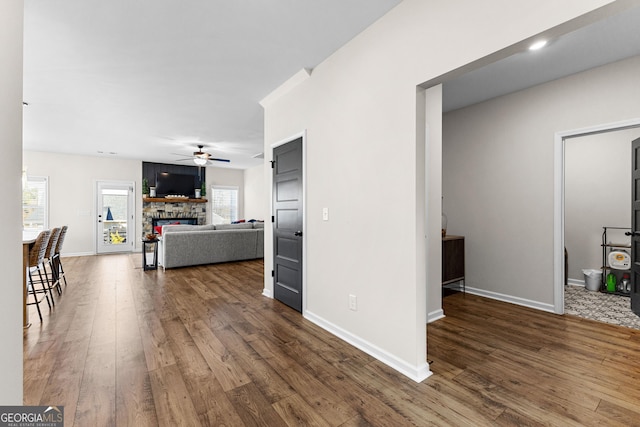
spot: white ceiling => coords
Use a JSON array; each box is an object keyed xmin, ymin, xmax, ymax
[
  {"xmin": 443, "ymin": 5, "xmax": 640, "ymax": 112},
  {"xmin": 23, "ymin": 2, "xmax": 640, "ymax": 169},
  {"xmin": 23, "ymin": 0, "xmax": 402, "ymax": 169}
]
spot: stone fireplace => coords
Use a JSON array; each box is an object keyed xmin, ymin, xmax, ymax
[{"xmin": 142, "ymin": 199, "xmax": 206, "ymax": 237}]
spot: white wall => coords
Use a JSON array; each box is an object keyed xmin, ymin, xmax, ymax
[
  {"xmin": 22, "ymin": 155, "xmax": 255, "ymax": 253},
  {"xmin": 263, "ymin": 0, "xmax": 615, "ymax": 380},
  {"xmin": 0, "ymin": 0, "xmax": 23, "ymax": 404},
  {"xmin": 23, "ymin": 151, "xmax": 143, "ymax": 255},
  {"xmin": 244, "ymin": 163, "xmax": 267, "ymax": 221},
  {"xmin": 443, "ymin": 55, "xmax": 640, "ymax": 308},
  {"xmin": 565, "ymin": 129, "xmax": 635, "ymax": 282}
]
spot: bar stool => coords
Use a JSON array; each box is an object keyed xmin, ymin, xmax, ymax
[
  {"xmin": 26, "ymin": 230, "xmax": 52, "ymax": 322},
  {"xmin": 52, "ymin": 225, "xmax": 68, "ymax": 288},
  {"xmin": 43, "ymin": 227, "xmax": 61, "ymax": 298}
]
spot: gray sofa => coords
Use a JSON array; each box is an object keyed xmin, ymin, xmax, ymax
[{"xmin": 160, "ymin": 222, "xmax": 264, "ymax": 269}]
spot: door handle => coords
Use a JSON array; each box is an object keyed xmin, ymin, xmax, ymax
[
  {"xmin": 294, "ymin": 231, "xmax": 303, "ymax": 237},
  {"xmin": 625, "ymin": 231, "xmax": 640, "ymax": 236}
]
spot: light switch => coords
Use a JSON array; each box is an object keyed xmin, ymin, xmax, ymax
[{"xmin": 322, "ymin": 207, "xmax": 329, "ymax": 221}]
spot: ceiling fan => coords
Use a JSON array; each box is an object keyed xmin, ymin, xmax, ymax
[{"xmin": 173, "ymin": 145, "xmax": 230, "ymax": 165}]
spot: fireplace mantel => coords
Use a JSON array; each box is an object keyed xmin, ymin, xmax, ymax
[{"xmin": 143, "ymin": 197, "xmax": 207, "ymax": 203}]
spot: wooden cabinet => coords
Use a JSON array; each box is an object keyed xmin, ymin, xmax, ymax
[{"xmin": 443, "ymin": 235, "xmax": 465, "ymax": 291}]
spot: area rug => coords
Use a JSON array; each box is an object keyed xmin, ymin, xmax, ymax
[{"xmin": 564, "ymin": 285, "xmax": 640, "ymax": 330}]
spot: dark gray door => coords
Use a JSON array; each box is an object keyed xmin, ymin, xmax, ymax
[
  {"xmin": 631, "ymin": 137, "xmax": 640, "ymax": 316},
  {"xmin": 272, "ymin": 137, "xmax": 303, "ymax": 312}
]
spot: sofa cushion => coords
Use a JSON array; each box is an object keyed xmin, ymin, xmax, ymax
[
  {"xmin": 162, "ymin": 224, "xmax": 215, "ymax": 233},
  {"xmin": 252, "ymin": 222, "xmax": 264, "ymax": 229},
  {"xmin": 215, "ymin": 223, "xmax": 254, "ymax": 230}
]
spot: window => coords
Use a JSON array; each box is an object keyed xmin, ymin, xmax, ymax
[
  {"xmin": 23, "ymin": 176, "xmax": 48, "ymax": 231},
  {"xmin": 211, "ymin": 186, "xmax": 239, "ymax": 223}
]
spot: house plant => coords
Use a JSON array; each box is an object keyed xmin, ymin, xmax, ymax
[{"xmin": 142, "ymin": 178, "xmax": 150, "ymax": 196}]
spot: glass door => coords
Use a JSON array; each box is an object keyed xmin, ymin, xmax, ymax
[{"xmin": 97, "ymin": 181, "xmax": 134, "ymax": 254}]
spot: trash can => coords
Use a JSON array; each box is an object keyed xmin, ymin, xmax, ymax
[{"xmin": 582, "ymin": 269, "xmax": 602, "ymax": 291}]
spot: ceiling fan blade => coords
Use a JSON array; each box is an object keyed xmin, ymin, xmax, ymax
[{"xmin": 209, "ymin": 158, "xmax": 231, "ymax": 163}]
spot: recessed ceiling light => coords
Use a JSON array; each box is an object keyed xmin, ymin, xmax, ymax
[{"xmin": 529, "ymin": 40, "xmax": 547, "ymax": 51}]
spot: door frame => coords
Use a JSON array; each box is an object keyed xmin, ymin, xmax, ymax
[
  {"xmin": 553, "ymin": 118, "xmax": 640, "ymax": 314},
  {"xmin": 269, "ymin": 131, "xmax": 307, "ymax": 314},
  {"xmin": 95, "ymin": 179, "xmax": 135, "ymax": 254}
]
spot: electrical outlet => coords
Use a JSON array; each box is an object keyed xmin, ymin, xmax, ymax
[
  {"xmin": 349, "ymin": 294, "xmax": 357, "ymax": 311},
  {"xmin": 322, "ymin": 207, "xmax": 329, "ymax": 221}
]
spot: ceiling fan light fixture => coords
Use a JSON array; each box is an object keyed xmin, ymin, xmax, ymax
[{"xmin": 193, "ymin": 157, "xmax": 207, "ymax": 166}]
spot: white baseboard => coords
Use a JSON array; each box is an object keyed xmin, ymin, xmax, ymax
[
  {"xmin": 567, "ymin": 278, "xmax": 585, "ymax": 287},
  {"xmin": 60, "ymin": 251, "xmax": 94, "ymax": 258},
  {"xmin": 304, "ymin": 310, "xmax": 432, "ymax": 383},
  {"xmin": 262, "ymin": 288, "xmax": 273, "ymax": 298},
  {"xmin": 427, "ymin": 309, "xmax": 445, "ymax": 323},
  {"xmin": 465, "ymin": 286, "xmax": 555, "ymax": 314}
]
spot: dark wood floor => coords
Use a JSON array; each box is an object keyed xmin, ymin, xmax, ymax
[{"xmin": 24, "ymin": 254, "xmax": 640, "ymax": 426}]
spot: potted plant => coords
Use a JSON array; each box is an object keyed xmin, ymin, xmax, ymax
[
  {"xmin": 200, "ymin": 181, "xmax": 206, "ymax": 198},
  {"xmin": 142, "ymin": 178, "xmax": 150, "ymax": 196}
]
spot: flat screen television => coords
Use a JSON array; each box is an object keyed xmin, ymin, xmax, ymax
[{"xmin": 154, "ymin": 172, "xmax": 196, "ymax": 198}]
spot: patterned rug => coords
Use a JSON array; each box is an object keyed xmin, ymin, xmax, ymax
[{"xmin": 564, "ymin": 285, "xmax": 640, "ymax": 330}]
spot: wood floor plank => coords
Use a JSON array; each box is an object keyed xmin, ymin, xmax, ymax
[
  {"xmin": 248, "ymin": 335, "xmax": 359, "ymax": 425},
  {"xmin": 73, "ymin": 341, "xmax": 116, "ymax": 427},
  {"xmin": 115, "ymin": 341, "xmax": 159, "ymax": 427},
  {"xmin": 137, "ymin": 309, "xmax": 177, "ymax": 371},
  {"xmin": 271, "ymin": 393, "xmax": 332, "ymax": 427},
  {"xmin": 23, "ymin": 255, "xmax": 640, "ymax": 426},
  {"xmin": 37, "ymin": 337, "xmax": 91, "ymax": 427},
  {"xmin": 148, "ymin": 364, "xmax": 200, "ymax": 427},
  {"xmin": 225, "ymin": 382, "xmax": 288, "ymax": 426},
  {"xmin": 186, "ymin": 320, "xmax": 252, "ymax": 392},
  {"xmin": 183, "ymin": 373, "xmax": 246, "ymax": 427}
]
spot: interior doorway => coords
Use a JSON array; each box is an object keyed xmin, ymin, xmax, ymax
[
  {"xmin": 271, "ymin": 136, "xmax": 305, "ymax": 312},
  {"xmin": 554, "ymin": 119, "xmax": 640, "ymax": 314},
  {"xmin": 96, "ymin": 180, "xmax": 135, "ymax": 254}
]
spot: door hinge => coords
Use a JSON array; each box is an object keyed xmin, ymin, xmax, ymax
[
  {"xmin": 271, "ymin": 270, "xmax": 275, "ymax": 277},
  {"xmin": 271, "ymin": 215, "xmax": 275, "ymax": 223},
  {"xmin": 270, "ymin": 160, "xmax": 276, "ymax": 169}
]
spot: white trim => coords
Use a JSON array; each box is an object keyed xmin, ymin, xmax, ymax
[
  {"xmin": 270, "ymin": 130, "xmax": 307, "ymax": 313},
  {"xmin": 567, "ymin": 279, "xmax": 585, "ymax": 287},
  {"xmin": 95, "ymin": 179, "xmax": 136, "ymax": 255},
  {"xmin": 465, "ymin": 286, "xmax": 556, "ymax": 314},
  {"xmin": 262, "ymin": 288, "xmax": 273, "ymax": 298},
  {"xmin": 553, "ymin": 132, "xmax": 565, "ymax": 314},
  {"xmin": 427, "ymin": 309, "xmax": 445, "ymax": 323},
  {"xmin": 553, "ymin": 118, "xmax": 640, "ymax": 314},
  {"xmin": 210, "ymin": 185, "xmax": 240, "ymax": 223},
  {"xmin": 304, "ymin": 310, "xmax": 433, "ymax": 383},
  {"xmin": 59, "ymin": 251, "xmax": 94, "ymax": 258},
  {"xmin": 22, "ymin": 175, "xmax": 49, "ymax": 231},
  {"xmin": 260, "ymin": 68, "xmax": 311, "ymax": 108}
]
